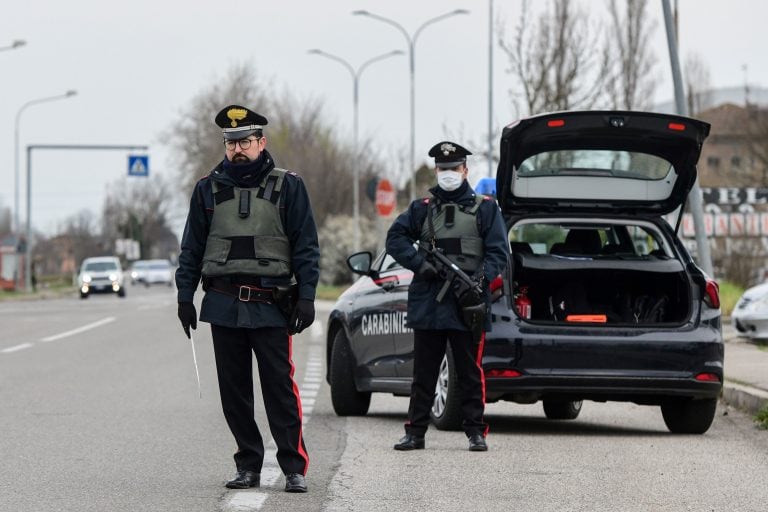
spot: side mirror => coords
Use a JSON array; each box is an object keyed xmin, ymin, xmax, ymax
[{"xmin": 347, "ymin": 252, "xmax": 374, "ymax": 276}]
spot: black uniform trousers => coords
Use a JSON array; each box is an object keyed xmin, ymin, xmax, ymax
[
  {"xmin": 405, "ymin": 329, "xmax": 488, "ymax": 437},
  {"xmin": 211, "ymin": 324, "xmax": 308, "ymax": 476}
]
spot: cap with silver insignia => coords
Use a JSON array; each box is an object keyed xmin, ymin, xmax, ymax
[
  {"xmin": 428, "ymin": 140, "xmax": 472, "ymax": 168},
  {"xmin": 214, "ymin": 104, "xmax": 268, "ymax": 141}
]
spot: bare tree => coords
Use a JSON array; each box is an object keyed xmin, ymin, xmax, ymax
[
  {"xmin": 162, "ymin": 63, "xmax": 388, "ymax": 229},
  {"xmin": 605, "ymin": 0, "xmax": 658, "ymax": 110},
  {"xmin": 101, "ymin": 176, "xmax": 178, "ymax": 260},
  {"xmin": 746, "ymin": 105, "xmax": 768, "ymax": 186},
  {"xmin": 499, "ymin": 0, "xmax": 610, "ymax": 116},
  {"xmin": 684, "ymin": 53, "xmax": 713, "ymax": 115}
]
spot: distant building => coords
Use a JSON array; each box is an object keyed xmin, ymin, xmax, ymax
[{"xmin": 672, "ymin": 101, "xmax": 768, "ymax": 284}]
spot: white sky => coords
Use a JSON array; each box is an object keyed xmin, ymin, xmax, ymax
[{"xmin": 1, "ymin": 0, "xmax": 766, "ymax": 238}]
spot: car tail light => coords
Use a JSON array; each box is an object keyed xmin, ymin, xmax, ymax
[
  {"xmin": 547, "ymin": 119, "xmax": 565, "ymax": 127},
  {"xmin": 703, "ymin": 279, "xmax": 720, "ymax": 309},
  {"xmin": 489, "ymin": 275, "xmax": 503, "ymax": 293},
  {"xmin": 694, "ymin": 372, "xmax": 720, "ymax": 382},
  {"xmin": 668, "ymin": 122, "xmax": 686, "ymax": 131},
  {"xmin": 486, "ymin": 369, "xmax": 522, "ymax": 378}
]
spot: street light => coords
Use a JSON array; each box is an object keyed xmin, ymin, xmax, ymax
[
  {"xmin": 14, "ymin": 90, "xmax": 77, "ymax": 289},
  {"xmin": 0, "ymin": 39, "xmax": 26, "ymax": 52},
  {"xmin": 353, "ymin": 9, "xmax": 470, "ymax": 201},
  {"xmin": 308, "ymin": 48, "xmax": 403, "ymax": 252}
]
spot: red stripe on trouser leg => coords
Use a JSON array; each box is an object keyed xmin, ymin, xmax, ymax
[
  {"xmin": 475, "ymin": 332, "xmax": 489, "ymax": 437},
  {"xmin": 287, "ymin": 334, "xmax": 310, "ymax": 475}
]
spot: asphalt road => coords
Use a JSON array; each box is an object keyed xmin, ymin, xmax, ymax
[{"xmin": 1, "ymin": 287, "xmax": 767, "ymax": 511}]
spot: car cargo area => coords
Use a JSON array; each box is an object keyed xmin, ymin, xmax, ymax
[
  {"xmin": 507, "ymin": 220, "xmax": 694, "ymax": 326},
  {"xmin": 511, "ymin": 253, "xmax": 692, "ymax": 325}
]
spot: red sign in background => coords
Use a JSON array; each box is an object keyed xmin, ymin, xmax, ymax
[{"xmin": 375, "ymin": 178, "xmax": 396, "ymax": 216}]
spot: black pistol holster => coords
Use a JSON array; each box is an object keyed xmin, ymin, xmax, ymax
[{"xmin": 273, "ymin": 284, "xmax": 299, "ymax": 319}]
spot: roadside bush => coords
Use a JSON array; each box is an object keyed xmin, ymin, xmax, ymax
[{"xmin": 318, "ymin": 214, "xmax": 383, "ymax": 286}]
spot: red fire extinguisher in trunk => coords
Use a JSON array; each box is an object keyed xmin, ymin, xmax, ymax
[{"xmin": 515, "ymin": 285, "xmax": 532, "ymax": 319}]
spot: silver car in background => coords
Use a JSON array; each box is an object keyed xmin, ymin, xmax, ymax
[
  {"xmin": 131, "ymin": 259, "xmax": 174, "ymax": 287},
  {"xmin": 732, "ymin": 281, "xmax": 768, "ymax": 339}
]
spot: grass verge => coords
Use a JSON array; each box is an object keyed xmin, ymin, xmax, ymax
[
  {"xmin": 718, "ymin": 280, "xmax": 744, "ymax": 318},
  {"xmin": 755, "ymin": 405, "xmax": 768, "ymax": 430}
]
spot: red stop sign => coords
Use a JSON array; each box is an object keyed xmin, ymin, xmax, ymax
[{"xmin": 375, "ymin": 178, "xmax": 396, "ymax": 216}]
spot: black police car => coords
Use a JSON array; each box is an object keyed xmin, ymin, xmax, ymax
[{"xmin": 326, "ymin": 111, "xmax": 723, "ymax": 434}]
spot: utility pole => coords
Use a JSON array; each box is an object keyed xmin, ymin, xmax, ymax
[{"xmin": 661, "ymin": 0, "xmax": 713, "ymax": 277}]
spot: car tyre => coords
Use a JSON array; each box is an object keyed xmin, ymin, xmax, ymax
[
  {"xmin": 330, "ymin": 329, "xmax": 371, "ymax": 416},
  {"xmin": 661, "ymin": 398, "xmax": 717, "ymax": 434},
  {"xmin": 543, "ymin": 399, "xmax": 583, "ymax": 420},
  {"xmin": 430, "ymin": 347, "xmax": 463, "ymax": 431}
]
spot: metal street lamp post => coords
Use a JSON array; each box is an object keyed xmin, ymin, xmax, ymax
[
  {"xmin": 14, "ymin": 90, "xmax": 77, "ymax": 290},
  {"xmin": 308, "ymin": 48, "xmax": 403, "ymax": 252},
  {"xmin": 0, "ymin": 39, "xmax": 26, "ymax": 52},
  {"xmin": 353, "ymin": 9, "xmax": 469, "ymax": 201}
]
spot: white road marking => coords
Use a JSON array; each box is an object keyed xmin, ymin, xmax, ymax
[
  {"xmin": 1, "ymin": 343, "xmax": 34, "ymax": 354},
  {"xmin": 39, "ymin": 317, "xmax": 116, "ymax": 342},
  {"xmin": 225, "ymin": 492, "xmax": 268, "ymax": 511},
  {"xmin": 311, "ymin": 320, "xmax": 323, "ymax": 338}
]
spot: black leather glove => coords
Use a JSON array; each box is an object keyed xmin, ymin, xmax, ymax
[
  {"xmin": 288, "ymin": 299, "xmax": 315, "ymax": 335},
  {"xmin": 418, "ymin": 259, "xmax": 439, "ymax": 280},
  {"xmin": 178, "ymin": 302, "xmax": 197, "ymax": 338}
]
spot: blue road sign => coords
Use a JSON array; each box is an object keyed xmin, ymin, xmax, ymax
[{"xmin": 128, "ymin": 155, "xmax": 149, "ymax": 177}]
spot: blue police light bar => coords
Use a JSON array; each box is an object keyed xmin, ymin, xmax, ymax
[{"xmin": 475, "ymin": 177, "xmax": 496, "ymax": 196}]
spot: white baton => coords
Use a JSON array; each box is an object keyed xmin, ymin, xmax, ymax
[{"xmin": 189, "ymin": 332, "xmax": 202, "ymax": 398}]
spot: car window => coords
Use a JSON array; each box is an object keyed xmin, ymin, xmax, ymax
[
  {"xmin": 380, "ymin": 253, "xmax": 402, "ymax": 271},
  {"xmin": 519, "ymin": 150, "xmax": 673, "ymax": 180}
]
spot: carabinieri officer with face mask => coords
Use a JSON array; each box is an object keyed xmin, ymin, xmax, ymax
[{"xmin": 385, "ymin": 141, "xmax": 509, "ymax": 452}]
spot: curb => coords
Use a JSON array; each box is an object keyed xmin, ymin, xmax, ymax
[{"xmin": 722, "ymin": 380, "xmax": 768, "ymax": 416}]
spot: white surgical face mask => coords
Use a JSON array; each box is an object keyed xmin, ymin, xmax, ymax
[{"xmin": 437, "ymin": 170, "xmax": 464, "ymax": 191}]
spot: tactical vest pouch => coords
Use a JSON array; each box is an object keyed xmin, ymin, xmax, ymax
[{"xmin": 202, "ymin": 237, "xmax": 231, "ymax": 265}]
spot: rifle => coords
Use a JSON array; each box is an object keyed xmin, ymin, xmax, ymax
[{"xmin": 417, "ymin": 241, "xmax": 486, "ymax": 341}]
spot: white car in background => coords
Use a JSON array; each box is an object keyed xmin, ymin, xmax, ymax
[
  {"xmin": 78, "ymin": 256, "xmax": 126, "ymax": 299},
  {"xmin": 732, "ymin": 281, "xmax": 768, "ymax": 339},
  {"xmin": 133, "ymin": 259, "xmax": 175, "ymax": 287}
]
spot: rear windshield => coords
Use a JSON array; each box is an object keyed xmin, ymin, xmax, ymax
[{"xmin": 518, "ymin": 150, "xmax": 673, "ymax": 180}]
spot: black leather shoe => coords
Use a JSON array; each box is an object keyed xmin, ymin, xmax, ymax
[
  {"xmin": 394, "ymin": 434, "xmax": 425, "ymax": 451},
  {"xmin": 226, "ymin": 470, "xmax": 260, "ymax": 489},
  {"xmin": 285, "ymin": 473, "xmax": 307, "ymax": 493},
  {"xmin": 468, "ymin": 434, "xmax": 488, "ymax": 452}
]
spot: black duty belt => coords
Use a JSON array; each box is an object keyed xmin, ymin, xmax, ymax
[{"xmin": 208, "ymin": 277, "xmax": 274, "ymax": 303}]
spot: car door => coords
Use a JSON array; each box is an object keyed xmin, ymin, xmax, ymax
[{"xmin": 347, "ymin": 253, "xmax": 411, "ymax": 379}]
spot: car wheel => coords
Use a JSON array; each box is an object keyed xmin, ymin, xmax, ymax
[
  {"xmin": 543, "ymin": 399, "xmax": 583, "ymax": 420},
  {"xmin": 329, "ymin": 329, "xmax": 371, "ymax": 416},
  {"xmin": 430, "ymin": 347, "xmax": 463, "ymax": 431},
  {"xmin": 661, "ymin": 398, "xmax": 717, "ymax": 434}
]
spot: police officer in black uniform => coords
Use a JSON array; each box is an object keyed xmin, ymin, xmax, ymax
[
  {"xmin": 175, "ymin": 105, "xmax": 319, "ymax": 493},
  {"xmin": 386, "ymin": 141, "xmax": 509, "ymax": 452}
]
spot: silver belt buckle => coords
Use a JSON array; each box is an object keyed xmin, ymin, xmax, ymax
[{"xmin": 238, "ymin": 285, "xmax": 252, "ymax": 302}]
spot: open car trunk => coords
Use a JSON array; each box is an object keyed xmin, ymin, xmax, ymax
[{"xmin": 511, "ymin": 252, "xmax": 692, "ymax": 326}]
